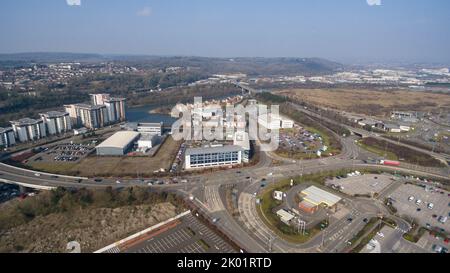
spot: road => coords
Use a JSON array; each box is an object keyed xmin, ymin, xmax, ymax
[{"xmin": 1, "ymin": 100, "xmax": 449, "ymax": 253}]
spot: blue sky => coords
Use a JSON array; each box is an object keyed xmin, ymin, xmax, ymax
[{"xmin": 0, "ymin": 0, "xmax": 449, "ymax": 63}]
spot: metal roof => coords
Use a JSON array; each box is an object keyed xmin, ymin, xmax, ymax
[
  {"xmin": 301, "ymin": 186, "xmax": 341, "ymax": 207},
  {"xmin": 96, "ymin": 131, "xmax": 140, "ymax": 150}
]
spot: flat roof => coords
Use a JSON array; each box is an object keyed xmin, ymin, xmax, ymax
[
  {"xmin": 40, "ymin": 111, "xmax": 68, "ymax": 118},
  {"xmin": 10, "ymin": 118, "xmax": 42, "ymax": 126},
  {"xmin": 96, "ymin": 131, "xmax": 140, "ymax": 150},
  {"xmin": 186, "ymin": 145, "xmax": 243, "ymax": 156},
  {"xmin": 301, "ymin": 186, "xmax": 341, "ymax": 207},
  {"xmin": 276, "ymin": 209, "xmax": 295, "ymax": 222}
]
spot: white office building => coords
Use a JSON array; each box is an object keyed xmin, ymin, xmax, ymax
[
  {"xmin": 137, "ymin": 122, "xmax": 163, "ymax": 136},
  {"xmin": 185, "ymin": 145, "xmax": 245, "ymax": 169},
  {"xmin": 10, "ymin": 118, "xmax": 47, "ymax": 142},
  {"xmin": 40, "ymin": 111, "xmax": 72, "ymax": 135},
  {"xmin": 0, "ymin": 127, "xmax": 16, "ymax": 147}
]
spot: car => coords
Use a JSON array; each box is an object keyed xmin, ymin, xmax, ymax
[
  {"xmin": 347, "ymin": 218, "xmax": 353, "ymax": 222},
  {"xmin": 246, "ymin": 177, "xmax": 251, "ymax": 180},
  {"xmin": 416, "ymin": 199, "xmax": 422, "ymax": 205},
  {"xmin": 94, "ymin": 178, "xmax": 102, "ymax": 183},
  {"xmin": 77, "ymin": 179, "xmax": 82, "ymax": 183},
  {"xmin": 438, "ymin": 216, "xmax": 448, "ymax": 224},
  {"xmin": 426, "ymin": 223, "xmax": 431, "ymax": 229},
  {"xmin": 377, "ymin": 232, "xmax": 385, "ymax": 238},
  {"xmin": 212, "ymin": 218, "xmax": 219, "ymax": 223},
  {"xmin": 428, "ymin": 203, "xmax": 434, "ymax": 210},
  {"xmin": 116, "ymin": 180, "xmax": 121, "ymax": 184},
  {"xmin": 408, "ymin": 196, "xmax": 415, "ymax": 202},
  {"xmin": 417, "ymin": 208, "xmax": 422, "ymax": 212},
  {"xmin": 363, "ymin": 218, "xmax": 369, "ymax": 223},
  {"xmin": 34, "ymin": 173, "xmax": 41, "ymax": 177}
]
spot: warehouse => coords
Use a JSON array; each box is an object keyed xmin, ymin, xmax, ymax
[
  {"xmin": 299, "ymin": 186, "xmax": 342, "ymax": 213},
  {"xmin": 96, "ymin": 131, "xmax": 140, "ymax": 156}
]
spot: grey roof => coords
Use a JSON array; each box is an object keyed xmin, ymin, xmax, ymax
[
  {"xmin": 96, "ymin": 131, "xmax": 140, "ymax": 150},
  {"xmin": 186, "ymin": 145, "xmax": 243, "ymax": 156},
  {"xmin": 40, "ymin": 111, "xmax": 68, "ymax": 118},
  {"xmin": 10, "ymin": 118, "xmax": 42, "ymax": 126}
]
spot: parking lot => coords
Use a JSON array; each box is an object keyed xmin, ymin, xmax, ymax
[
  {"xmin": 277, "ymin": 125, "xmax": 326, "ymax": 156},
  {"xmin": 124, "ymin": 213, "xmax": 236, "ymax": 253},
  {"xmin": 31, "ymin": 143, "xmax": 94, "ymax": 163},
  {"xmin": 390, "ymin": 183, "xmax": 450, "ymax": 233},
  {"xmin": 326, "ymin": 174, "xmax": 394, "ymax": 197}
]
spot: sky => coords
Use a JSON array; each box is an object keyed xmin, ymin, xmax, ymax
[{"xmin": 0, "ymin": 0, "xmax": 449, "ymax": 64}]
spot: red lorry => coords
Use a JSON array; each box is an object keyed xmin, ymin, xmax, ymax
[{"xmin": 381, "ymin": 160, "xmax": 401, "ymax": 166}]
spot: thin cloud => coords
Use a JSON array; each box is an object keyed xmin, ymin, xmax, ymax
[
  {"xmin": 137, "ymin": 7, "xmax": 152, "ymax": 17},
  {"xmin": 366, "ymin": 0, "xmax": 381, "ymax": 6},
  {"xmin": 66, "ymin": 0, "xmax": 81, "ymax": 6}
]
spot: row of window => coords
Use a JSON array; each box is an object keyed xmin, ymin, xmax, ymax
[{"xmin": 190, "ymin": 151, "xmax": 239, "ymax": 165}]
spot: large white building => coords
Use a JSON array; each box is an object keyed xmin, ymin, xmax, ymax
[
  {"xmin": 96, "ymin": 131, "xmax": 140, "ymax": 156},
  {"xmin": 137, "ymin": 122, "xmax": 163, "ymax": 136},
  {"xmin": 10, "ymin": 118, "xmax": 47, "ymax": 142},
  {"xmin": 0, "ymin": 127, "xmax": 16, "ymax": 147},
  {"xmin": 40, "ymin": 111, "xmax": 72, "ymax": 135},
  {"xmin": 184, "ymin": 145, "xmax": 245, "ymax": 169}
]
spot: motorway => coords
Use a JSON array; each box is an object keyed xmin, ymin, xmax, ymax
[{"xmin": 1, "ymin": 101, "xmax": 449, "ymax": 253}]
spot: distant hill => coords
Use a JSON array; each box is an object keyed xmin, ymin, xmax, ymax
[
  {"xmin": 0, "ymin": 52, "xmax": 105, "ymax": 64},
  {"xmin": 114, "ymin": 56, "xmax": 344, "ymax": 76},
  {"xmin": 0, "ymin": 53, "xmax": 343, "ymax": 75}
]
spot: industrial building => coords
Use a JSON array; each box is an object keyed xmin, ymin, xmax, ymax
[
  {"xmin": 299, "ymin": 186, "xmax": 342, "ymax": 214},
  {"xmin": 96, "ymin": 131, "xmax": 140, "ymax": 156},
  {"xmin": 0, "ymin": 127, "xmax": 16, "ymax": 147},
  {"xmin": 184, "ymin": 144, "xmax": 245, "ymax": 169},
  {"xmin": 40, "ymin": 111, "xmax": 72, "ymax": 135},
  {"xmin": 10, "ymin": 118, "xmax": 47, "ymax": 142},
  {"xmin": 137, "ymin": 134, "xmax": 159, "ymax": 152}
]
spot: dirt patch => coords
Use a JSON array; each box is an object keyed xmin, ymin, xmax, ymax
[
  {"xmin": 276, "ymin": 89, "xmax": 450, "ymax": 117},
  {"xmin": 0, "ymin": 202, "xmax": 177, "ymax": 253}
]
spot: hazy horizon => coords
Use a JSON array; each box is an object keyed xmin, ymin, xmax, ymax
[{"xmin": 1, "ymin": 0, "xmax": 450, "ymax": 64}]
